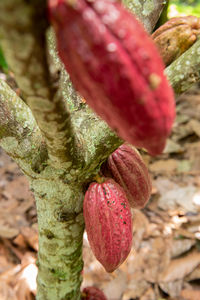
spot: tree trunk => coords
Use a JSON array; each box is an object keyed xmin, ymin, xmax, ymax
[{"xmin": 32, "ymin": 179, "xmax": 85, "ymax": 300}]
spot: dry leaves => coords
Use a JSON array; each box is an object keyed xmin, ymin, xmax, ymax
[
  {"xmin": 0, "ymin": 149, "xmax": 37, "ymax": 300},
  {"xmin": 159, "ymin": 251, "xmax": 200, "ymax": 282},
  {"xmin": 1, "ymin": 84, "xmax": 200, "ymax": 299}
]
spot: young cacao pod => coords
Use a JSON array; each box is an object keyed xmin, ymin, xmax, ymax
[
  {"xmin": 82, "ymin": 286, "xmax": 107, "ymax": 300},
  {"xmin": 152, "ymin": 16, "xmax": 200, "ymax": 66},
  {"xmin": 83, "ymin": 178, "xmax": 132, "ymax": 272},
  {"xmin": 102, "ymin": 144, "xmax": 151, "ymax": 209},
  {"xmin": 48, "ymin": 0, "xmax": 175, "ymax": 156}
]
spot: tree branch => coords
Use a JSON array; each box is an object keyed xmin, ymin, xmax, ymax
[
  {"xmin": 165, "ymin": 38, "xmax": 200, "ymax": 96},
  {"xmin": 123, "ymin": 0, "xmax": 165, "ymax": 33},
  {"xmin": 0, "ymin": 0, "xmax": 76, "ymax": 169},
  {"xmin": 0, "ymin": 78, "xmax": 48, "ymax": 177},
  {"xmin": 47, "ymin": 29, "xmax": 122, "ymax": 172},
  {"xmin": 47, "ymin": 29, "xmax": 84, "ymax": 113},
  {"xmin": 72, "ymin": 108, "xmax": 122, "ymax": 181}
]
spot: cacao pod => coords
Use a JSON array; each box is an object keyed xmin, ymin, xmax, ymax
[
  {"xmin": 83, "ymin": 178, "xmax": 132, "ymax": 272},
  {"xmin": 82, "ymin": 286, "xmax": 107, "ymax": 300},
  {"xmin": 48, "ymin": 0, "xmax": 175, "ymax": 156},
  {"xmin": 152, "ymin": 16, "xmax": 200, "ymax": 66},
  {"xmin": 102, "ymin": 144, "xmax": 151, "ymax": 209}
]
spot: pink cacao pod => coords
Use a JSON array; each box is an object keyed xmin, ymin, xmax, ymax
[
  {"xmin": 83, "ymin": 178, "xmax": 132, "ymax": 272},
  {"xmin": 102, "ymin": 144, "xmax": 152, "ymax": 209},
  {"xmin": 48, "ymin": 0, "xmax": 175, "ymax": 156},
  {"xmin": 82, "ymin": 286, "xmax": 107, "ymax": 300}
]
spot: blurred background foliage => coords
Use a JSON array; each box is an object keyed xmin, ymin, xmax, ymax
[
  {"xmin": 169, "ymin": 0, "xmax": 200, "ymax": 17},
  {"xmin": 0, "ymin": 46, "xmax": 8, "ymax": 73}
]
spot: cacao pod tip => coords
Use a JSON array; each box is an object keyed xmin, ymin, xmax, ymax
[
  {"xmin": 82, "ymin": 286, "xmax": 108, "ymax": 300},
  {"xmin": 147, "ymin": 140, "xmax": 166, "ymax": 156}
]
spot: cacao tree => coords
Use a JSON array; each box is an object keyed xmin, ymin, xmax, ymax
[{"xmin": 0, "ymin": 0, "xmax": 200, "ymax": 299}]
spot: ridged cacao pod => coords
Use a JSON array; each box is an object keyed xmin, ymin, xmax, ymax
[
  {"xmin": 82, "ymin": 287, "xmax": 107, "ymax": 300},
  {"xmin": 152, "ymin": 16, "xmax": 200, "ymax": 66},
  {"xmin": 102, "ymin": 144, "xmax": 151, "ymax": 208},
  {"xmin": 48, "ymin": 0, "xmax": 175, "ymax": 156},
  {"xmin": 83, "ymin": 178, "xmax": 132, "ymax": 272}
]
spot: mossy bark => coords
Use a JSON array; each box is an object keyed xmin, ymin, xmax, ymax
[
  {"xmin": 0, "ymin": 0, "xmax": 199, "ymax": 299},
  {"xmin": 123, "ymin": 0, "xmax": 165, "ymax": 33},
  {"xmin": 32, "ymin": 179, "xmax": 85, "ymax": 300},
  {"xmin": 0, "ymin": 1, "xmax": 121, "ymax": 299},
  {"xmin": 166, "ymin": 38, "xmax": 200, "ymax": 96}
]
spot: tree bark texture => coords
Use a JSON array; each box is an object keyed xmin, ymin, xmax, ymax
[
  {"xmin": 123, "ymin": 0, "xmax": 165, "ymax": 33},
  {"xmin": 166, "ymin": 38, "xmax": 200, "ymax": 96},
  {"xmin": 0, "ymin": 2, "xmax": 122, "ymax": 298},
  {"xmin": 32, "ymin": 180, "xmax": 85, "ymax": 300},
  {"xmin": 0, "ymin": 0, "xmax": 199, "ymax": 299}
]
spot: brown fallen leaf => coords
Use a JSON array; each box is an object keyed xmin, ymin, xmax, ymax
[
  {"xmin": 175, "ymin": 228, "xmax": 196, "ymax": 239},
  {"xmin": 20, "ymin": 226, "xmax": 38, "ymax": 251},
  {"xmin": 181, "ymin": 289, "xmax": 200, "ymax": 300},
  {"xmin": 170, "ymin": 238, "xmax": 196, "ymax": 258},
  {"xmin": 103, "ymin": 270, "xmax": 127, "ymax": 300},
  {"xmin": 0, "ymin": 281, "xmax": 17, "ymax": 300},
  {"xmin": 141, "ymin": 237, "xmax": 171, "ymax": 283},
  {"xmin": 132, "ymin": 210, "xmax": 149, "ymax": 250},
  {"xmin": 0, "ymin": 224, "xmax": 19, "ymax": 239},
  {"xmin": 159, "ymin": 251, "xmax": 200, "ymax": 282},
  {"xmin": 185, "ymin": 265, "xmax": 200, "ymax": 281},
  {"xmin": 140, "ymin": 287, "xmax": 156, "ymax": 300},
  {"xmin": 159, "ymin": 279, "xmax": 183, "ymax": 297},
  {"xmin": 158, "ymin": 185, "xmax": 199, "ymax": 212},
  {"xmin": 2, "ymin": 239, "xmax": 23, "ymax": 261},
  {"xmin": 172, "ymin": 122, "xmax": 194, "ymax": 141},
  {"xmin": 122, "ymin": 280, "xmax": 150, "ymax": 300},
  {"xmin": 163, "ymin": 139, "xmax": 182, "ymax": 154},
  {"xmin": 149, "ymin": 159, "xmax": 178, "ymax": 173},
  {"xmin": 14, "ymin": 278, "xmax": 35, "ymax": 300},
  {"xmin": 189, "ymin": 119, "xmax": 200, "ymax": 137},
  {"xmin": 0, "ymin": 264, "xmax": 21, "ymax": 284},
  {"xmin": 13, "ymin": 234, "xmax": 27, "ymax": 248}
]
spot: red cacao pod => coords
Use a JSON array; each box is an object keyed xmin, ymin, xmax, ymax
[
  {"xmin": 83, "ymin": 178, "xmax": 132, "ymax": 272},
  {"xmin": 82, "ymin": 287, "xmax": 107, "ymax": 300},
  {"xmin": 48, "ymin": 0, "xmax": 175, "ymax": 156},
  {"xmin": 152, "ymin": 16, "xmax": 200, "ymax": 66},
  {"xmin": 102, "ymin": 144, "xmax": 152, "ymax": 209}
]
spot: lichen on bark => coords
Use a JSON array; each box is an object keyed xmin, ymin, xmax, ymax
[
  {"xmin": 0, "ymin": 0, "xmax": 199, "ymax": 299},
  {"xmin": 32, "ymin": 181, "xmax": 85, "ymax": 300},
  {"xmin": 0, "ymin": 1, "xmax": 122, "ymax": 298},
  {"xmin": 0, "ymin": 78, "xmax": 48, "ymax": 177},
  {"xmin": 123, "ymin": 0, "xmax": 165, "ymax": 33},
  {"xmin": 165, "ymin": 38, "xmax": 200, "ymax": 95}
]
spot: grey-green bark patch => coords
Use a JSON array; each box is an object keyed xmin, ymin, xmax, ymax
[
  {"xmin": 123, "ymin": 0, "xmax": 164, "ymax": 33},
  {"xmin": 166, "ymin": 39, "xmax": 200, "ymax": 95},
  {"xmin": 143, "ymin": 1, "xmax": 155, "ymax": 16},
  {"xmin": 35, "ymin": 186, "xmax": 84, "ymax": 300}
]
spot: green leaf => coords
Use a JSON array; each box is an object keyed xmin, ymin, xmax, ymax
[{"xmin": 0, "ymin": 46, "xmax": 8, "ymax": 72}]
